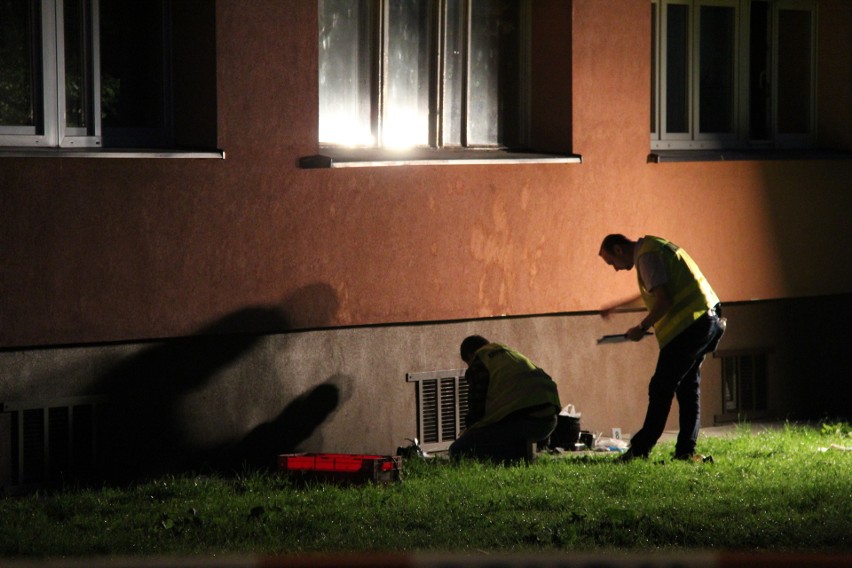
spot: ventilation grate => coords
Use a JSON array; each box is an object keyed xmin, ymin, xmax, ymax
[
  {"xmin": 2, "ymin": 396, "xmax": 107, "ymax": 493},
  {"xmin": 406, "ymin": 369, "xmax": 468, "ymax": 451}
]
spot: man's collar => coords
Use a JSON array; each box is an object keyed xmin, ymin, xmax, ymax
[{"xmin": 633, "ymin": 237, "xmax": 644, "ymax": 264}]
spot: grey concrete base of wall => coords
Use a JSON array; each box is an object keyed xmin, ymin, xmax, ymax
[{"xmin": 1, "ymin": 295, "xmax": 849, "ymax": 485}]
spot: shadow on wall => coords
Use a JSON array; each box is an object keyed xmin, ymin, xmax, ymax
[
  {"xmin": 223, "ymin": 378, "xmax": 343, "ymax": 471},
  {"xmin": 784, "ymin": 295, "xmax": 852, "ymax": 421},
  {"xmin": 756, "ymin": 162, "xmax": 852, "ymax": 421},
  {"xmin": 90, "ymin": 283, "xmax": 345, "ymax": 483}
]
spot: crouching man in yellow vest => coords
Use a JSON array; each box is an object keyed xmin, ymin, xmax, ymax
[
  {"xmin": 599, "ymin": 234, "xmax": 726, "ymax": 462},
  {"xmin": 449, "ymin": 335, "xmax": 562, "ymax": 464}
]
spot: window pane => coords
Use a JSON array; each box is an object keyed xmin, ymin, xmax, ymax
[
  {"xmin": 748, "ymin": 0, "xmax": 770, "ymax": 140},
  {"xmin": 319, "ymin": 0, "xmax": 374, "ymax": 146},
  {"xmin": 0, "ymin": 0, "xmax": 40, "ymax": 127},
  {"xmin": 740, "ymin": 355, "xmax": 754, "ymax": 410},
  {"xmin": 723, "ymin": 357, "xmax": 737, "ymax": 412},
  {"xmin": 100, "ymin": 0, "xmax": 166, "ymax": 130},
  {"xmin": 699, "ymin": 5, "xmax": 735, "ymax": 133},
  {"xmin": 442, "ymin": 0, "xmax": 464, "ymax": 146},
  {"xmin": 754, "ymin": 354, "xmax": 767, "ymax": 411},
  {"xmin": 665, "ymin": 3, "xmax": 689, "ymax": 134},
  {"xmin": 777, "ymin": 8, "xmax": 811, "ymax": 134},
  {"xmin": 64, "ymin": 0, "xmax": 92, "ymax": 129},
  {"xmin": 384, "ymin": 0, "xmax": 432, "ymax": 148},
  {"xmin": 651, "ymin": 2, "xmax": 657, "ymax": 134},
  {"xmin": 467, "ymin": 0, "xmax": 519, "ymax": 146}
]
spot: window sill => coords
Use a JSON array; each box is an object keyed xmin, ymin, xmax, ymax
[
  {"xmin": 649, "ymin": 148, "xmax": 852, "ymax": 163},
  {"xmin": 0, "ymin": 147, "xmax": 225, "ymax": 159},
  {"xmin": 300, "ymin": 148, "xmax": 581, "ymax": 168}
]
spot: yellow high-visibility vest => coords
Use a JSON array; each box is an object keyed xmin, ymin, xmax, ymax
[
  {"xmin": 470, "ymin": 343, "xmax": 561, "ymax": 429},
  {"xmin": 637, "ymin": 236, "xmax": 720, "ymax": 347}
]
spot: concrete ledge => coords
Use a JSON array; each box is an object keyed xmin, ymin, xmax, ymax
[
  {"xmin": 300, "ymin": 148, "xmax": 582, "ymax": 168},
  {"xmin": 0, "ymin": 148, "xmax": 225, "ymax": 159},
  {"xmin": 649, "ymin": 149, "xmax": 852, "ymax": 163}
]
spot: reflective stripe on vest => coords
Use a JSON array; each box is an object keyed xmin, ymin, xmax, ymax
[
  {"xmin": 637, "ymin": 236, "xmax": 720, "ymax": 348},
  {"xmin": 470, "ymin": 343, "xmax": 562, "ymax": 429}
]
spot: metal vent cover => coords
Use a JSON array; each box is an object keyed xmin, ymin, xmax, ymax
[
  {"xmin": 406, "ymin": 369, "xmax": 468, "ymax": 452},
  {"xmin": 1, "ymin": 396, "xmax": 107, "ymax": 493}
]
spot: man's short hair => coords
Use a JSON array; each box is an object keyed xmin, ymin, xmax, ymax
[
  {"xmin": 460, "ymin": 335, "xmax": 490, "ymax": 362},
  {"xmin": 600, "ymin": 233, "xmax": 632, "ymax": 253}
]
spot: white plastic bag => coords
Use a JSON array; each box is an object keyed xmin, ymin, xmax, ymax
[
  {"xmin": 594, "ymin": 435, "xmax": 629, "ymax": 451},
  {"xmin": 559, "ymin": 404, "xmax": 581, "ymax": 418}
]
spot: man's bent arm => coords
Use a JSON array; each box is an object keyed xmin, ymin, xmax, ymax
[
  {"xmin": 626, "ymin": 286, "xmax": 672, "ymax": 341},
  {"xmin": 600, "ymin": 295, "xmax": 643, "ymax": 319}
]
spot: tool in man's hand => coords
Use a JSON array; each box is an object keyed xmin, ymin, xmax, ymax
[{"xmin": 597, "ymin": 332, "xmax": 653, "ymax": 345}]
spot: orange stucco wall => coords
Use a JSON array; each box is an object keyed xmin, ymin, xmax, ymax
[{"xmin": 1, "ymin": 0, "xmax": 851, "ymax": 350}]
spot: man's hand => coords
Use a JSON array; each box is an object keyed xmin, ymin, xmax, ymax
[{"xmin": 625, "ymin": 325, "xmax": 648, "ymax": 342}]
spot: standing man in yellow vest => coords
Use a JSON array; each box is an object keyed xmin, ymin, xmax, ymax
[
  {"xmin": 599, "ymin": 234, "xmax": 726, "ymax": 461},
  {"xmin": 449, "ymin": 335, "xmax": 562, "ymax": 463}
]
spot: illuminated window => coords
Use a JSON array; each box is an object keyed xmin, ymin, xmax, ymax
[
  {"xmin": 651, "ymin": 0, "xmax": 817, "ymax": 150},
  {"xmin": 318, "ymin": 0, "xmax": 529, "ymax": 150}
]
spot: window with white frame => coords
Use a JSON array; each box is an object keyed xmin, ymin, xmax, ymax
[
  {"xmin": 318, "ymin": 0, "xmax": 530, "ymax": 150},
  {"xmin": 651, "ymin": 0, "xmax": 817, "ymax": 150},
  {"xmin": 0, "ymin": 0, "xmax": 214, "ymax": 151},
  {"xmin": 2, "ymin": 0, "xmax": 101, "ymax": 147}
]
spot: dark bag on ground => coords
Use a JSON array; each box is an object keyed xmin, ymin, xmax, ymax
[
  {"xmin": 396, "ymin": 438, "xmax": 428, "ymax": 459},
  {"xmin": 549, "ymin": 415, "xmax": 581, "ymax": 450}
]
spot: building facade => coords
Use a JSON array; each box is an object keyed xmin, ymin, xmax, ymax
[{"xmin": 1, "ymin": 0, "xmax": 851, "ymax": 487}]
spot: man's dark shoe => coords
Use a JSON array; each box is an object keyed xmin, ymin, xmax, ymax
[
  {"xmin": 673, "ymin": 453, "xmax": 714, "ymax": 463},
  {"xmin": 615, "ymin": 448, "xmax": 648, "ymax": 462}
]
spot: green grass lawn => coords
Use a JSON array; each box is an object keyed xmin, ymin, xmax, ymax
[{"xmin": 1, "ymin": 422, "xmax": 850, "ymax": 558}]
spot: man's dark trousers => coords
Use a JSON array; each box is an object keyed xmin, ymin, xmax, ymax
[{"xmin": 629, "ymin": 309, "xmax": 726, "ymax": 458}]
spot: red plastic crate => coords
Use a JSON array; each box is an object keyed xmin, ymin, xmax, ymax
[{"xmin": 278, "ymin": 453, "xmax": 402, "ymax": 484}]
